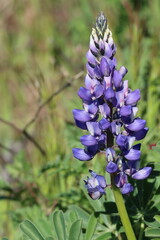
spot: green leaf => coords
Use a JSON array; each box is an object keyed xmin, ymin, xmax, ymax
[
  {"xmin": 69, "ymin": 210, "xmax": 79, "ymax": 223},
  {"xmin": 85, "ymin": 214, "xmax": 97, "ymax": 240},
  {"xmin": 68, "ymin": 219, "xmax": 82, "ymax": 240},
  {"xmin": 154, "ymin": 215, "xmax": 160, "ymax": 224},
  {"xmin": 94, "ymin": 232, "xmax": 112, "ymax": 240},
  {"xmin": 69, "ymin": 205, "xmax": 89, "ymax": 227},
  {"xmin": 52, "ymin": 210, "xmax": 66, "ymax": 240},
  {"xmin": 20, "ymin": 220, "xmax": 45, "ymax": 240},
  {"xmin": 145, "ymin": 227, "xmax": 160, "ymax": 237},
  {"xmin": 45, "ymin": 237, "xmax": 55, "ymax": 240},
  {"xmin": 144, "ymin": 220, "xmax": 160, "ymax": 228},
  {"xmin": 2, "ymin": 238, "xmax": 9, "ymax": 240}
]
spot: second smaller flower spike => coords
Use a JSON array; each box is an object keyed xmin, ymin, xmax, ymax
[{"xmin": 84, "ymin": 170, "xmax": 107, "ymax": 200}]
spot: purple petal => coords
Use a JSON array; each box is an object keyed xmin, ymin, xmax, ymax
[
  {"xmin": 73, "ymin": 109, "xmax": 92, "ymax": 122},
  {"xmin": 96, "ymin": 175, "xmax": 107, "ymax": 188},
  {"xmin": 112, "ymin": 70, "xmax": 122, "ymax": 88},
  {"xmin": 121, "ymin": 183, "xmax": 133, "ymax": 194},
  {"xmin": 112, "ymin": 45, "xmax": 117, "ymax": 56},
  {"xmin": 104, "ymin": 42, "xmax": 112, "ymax": 58},
  {"xmin": 94, "ymin": 65, "xmax": 102, "ymax": 79},
  {"xmin": 123, "ymin": 80, "xmax": 128, "ymax": 97},
  {"xmin": 100, "ymin": 57, "xmax": 111, "ymax": 77},
  {"xmin": 104, "ymin": 87, "xmax": 115, "ymax": 100},
  {"xmin": 124, "ymin": 148, "xmax": 141, "ymax": 161},
  {"xmin": 89, "ymin": 191, "xmax": 101, "ymax": 200},
  {"xmin": 125, "ymin": 89, "xmax": 141, "ymax": 105},
  {"xmin": 116, "ymin": 134, "xmax": 128, "ymax": 150},
  {"xmin": 132, "ymin": 167, "xmax": 152, "ymax": 180},
  {"xmin": 106, "ymin": 148, "xmax": 115, "ymax": 161},
  {"xmin": 93, "ymin": 84, "xmax": 104, "ymax": 99},
  {"xmin": 99, "ymin": 39, "xmax": 105, "ymax": 51},
  {"xmin": 75, "ymin": 120, "xmax": 87, "ymax": 130},
  {"xmin": 86, "ymin": 50, "xmax": 96, "ymax": 65},
  {"xmin": 85, "ymin": 74, "xmax": 93, "ymax": 90},
  {"xmin": 83, "ymin": 103, "xmax": 98, "ymax": 116},
  {"xmin": 99, "ymin": 118, "xmax": 111, "ymax": 130},
  {"xmin": 131, "ymin": 127, "xmax": 148, "ymax": 140},
  {"xmin": 108, "ymin": 58, "xmax": 116, "ymax": 70},
  {"xmin": 115, "ymin": 89, "xmax": 125, "ymax": 107},
  {"xmin": 80, "ymin": 135, "xmax": 97, "ymax": 146},
  {"xmin": 98, "ymin": 134, "xmax": 107, "ymax": 149},
  {"xmin": 72, "ymin": 148, "xmax": 93, "ymax": 161},
  {"xmin": 127, "ymin": 160, "xmax": 140, "ymax": 172},
  {"xmin": 104, "ymin": 76, "xmax": 112, "ymax": 88},
  {"xmin": 86, "ymin": 63, "xmax": 94, "ymax": 77},
  {"xmin": 119, "ymin": 66, "xmax": 128, "ymax": 77},
  {"xmin": 120, "ymin": 105, "xmax": 132, "ymax": 116},
  {"xmin": 78, "ymin": 87, "xmax": 92, "ymax": 101},
  {"xmin": 115, "ymin": 173, "xmax": 128, "ymax": 188},
  {"xmin": 133, "ymin": 144, "xmax": 141, "ymax": 150},
  {"xmin": 132, "ymin": 107, "xmax": 138, "ymax": 117},
  {"xmin": 86, "ymin": 122, "xmax": 101, "ymax": 136},
  {"xmin": 88, "ymin": 104, "xmax": 98, "ymax": 115},
  {"xmin": 127, "ymin": 136, "xmax": 136, "ymax": 149},
  {"xmin": 99, "ymin": 103, "xmax": 111, "ymax": 117},
  {"xmin": 106, "ymin": 161, "xmax": 118, "ymax": 173},
  {"xmin": 89, "ymin": 37, "xmax": 98, "ymax": 53},
  {"xmin": 87, "ymin": 145, "xmax": 98, "ymax": 155},
  {"xmin": 110, "ymin": 122, "xmax": 121, "ymax": 135},
  {"xmin": 126, "ymin": 118, "xmax": 146, "ymax": 132}
]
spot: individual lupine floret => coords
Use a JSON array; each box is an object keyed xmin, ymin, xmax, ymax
[
  {"xmin": 114, "ymin": 159, "xmax": 152, "ymax": 194},
  {"xmin": 72, "ymin": 12, "xmax": 152, "ymax": 197},
  {"xmin": 84, "ymin": 170, "xmax": 107, "ymax": 200}
]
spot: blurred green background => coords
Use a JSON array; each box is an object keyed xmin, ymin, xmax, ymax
[{"xmin": 0, "ymin": 0, "xmax": 160, "ymax": 238}]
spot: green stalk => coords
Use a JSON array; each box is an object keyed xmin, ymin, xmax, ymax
[{"xmin": 111, "ymin": 175, "xmax": 136, "ymax": 240}]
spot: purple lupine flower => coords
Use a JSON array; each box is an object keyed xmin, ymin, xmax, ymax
[
  {"xmin": 72, "ymin": 12, "xmax": 152, "ymax": 197},
  {"xmin": 84, "ymin": 170, "xmax": 107, "ymax": 200}
]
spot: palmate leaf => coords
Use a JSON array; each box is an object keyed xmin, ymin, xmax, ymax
[
  {"xmin": 85, "ymin": 214, "xmax": 97, "ymax": 240},
  {"xmin": 69, "ymin": 205, "xmax": 89, "ymax": 227},
  {"xmin": 145, "ymin": 227, "xmax": 160, "ymax": 237},
  {"xmin": 93, "ymin": 232, "xmax": 112, "ymax": 240},
  {"xmin": 68, "ymin": 219, "xmax": 82, "ymax": 240},
  {"xmin": 154, "ymin": 216, "xmax": 160, "ymax": 224},
  {"xmin": 52, "ymin": 210, "xmax": 66, "ymax": 240},
  {"xmin": 45, "ymin": 237, "xmax": 55, "ymax": 240},
  {"xmin": 20, "ymin": 220, "xmax": 45, "ymax": 240}
]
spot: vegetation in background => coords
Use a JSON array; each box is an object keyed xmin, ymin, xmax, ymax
[{"xmin": 0, "ymin": 0, "xmax": 159, "ymax": 238}]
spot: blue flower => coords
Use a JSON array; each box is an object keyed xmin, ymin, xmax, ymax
[
  {"xmin": 72, "ymin": 12, "xmax": 152, "ymax": 197},
  {"xmin": 84, "ymin": 170, "xmax": 107, "ymax": 200}
]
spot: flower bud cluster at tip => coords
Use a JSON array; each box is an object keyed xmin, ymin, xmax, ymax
[{"xmin": 72, "ymin": 13, "xmax": 152, "ymax": 199}]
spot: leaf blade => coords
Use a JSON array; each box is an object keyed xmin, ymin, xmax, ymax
[
  {"xmin": 20, "ymin": 220, "xmax": 45, "ymax": 240},
  {"xmin": 85, "ymin": 214, "xmax": 97, "ymax": 240},
  {"xmin": 52, "ymin": 210, "xmax": 66, "ymax": 240},
  {"xmin": 68, "ymin": 219, "xmax": 82, "ymax": 240}
]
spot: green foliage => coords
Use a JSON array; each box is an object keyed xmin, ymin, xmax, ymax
[
  {"xmin": 0, "ymin": 0, "xmax": 160, "ymax": 238},
  {"xmin": 85, "ymin": 214, "xmax": 97, "ymax": 240},
  {"xmin": 52, "ymin": 211, "xmax": 66, "ymax": 240},
  {"xmin": 18, "ymin": 209, "xmax": 114, "ymax": 240},
  {"xmin": 68, "ymin": 220, "xmax": 82, "ymax": 240},
  {"xmin": 20, "ymin": 220, "xmax": 45, "ymax": 240}
]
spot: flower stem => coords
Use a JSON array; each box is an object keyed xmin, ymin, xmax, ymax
[
  {"xmin": 111, "ymin": 175, "xmax": 136, "ymax": 240},
  {"xmin": 138, "ymin": 221, "xmax": 144, "ymax": 240}
]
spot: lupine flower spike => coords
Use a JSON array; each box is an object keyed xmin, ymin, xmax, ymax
[{"xmin": 72, "ymin": 12, "xmax": 152, "ymax": 199}]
